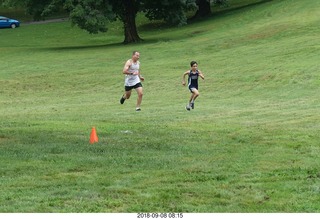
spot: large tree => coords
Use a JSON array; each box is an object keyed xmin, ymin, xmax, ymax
[
  {"xmin": 2, "ymin": 0, "xmax": 195, "ymax": 44},
  {"xmin": 64, "ymin": 0, "xmax": 143, "ymax": 43}
]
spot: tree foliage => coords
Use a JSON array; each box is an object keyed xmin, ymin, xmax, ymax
[
  {"xmin": 143, "ymin": 0, "xmax": 197, "ymax": 26},
  {"xmin": 64, "ymin": 0, "xmax": 115, "ymax": 34}
]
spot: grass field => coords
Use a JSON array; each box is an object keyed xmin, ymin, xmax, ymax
[{"xmin": 1, "ymin": 0, "xmax": 320, "ymax": 213}]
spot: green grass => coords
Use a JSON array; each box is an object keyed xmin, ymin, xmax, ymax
[{"xmin": 1, "ymin": 0, "xmax": 320, "ymax": 213}]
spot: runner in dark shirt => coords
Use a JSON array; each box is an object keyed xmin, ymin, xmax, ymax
[{"xmin": 182, "ymin": 61, "xmax": 205, "ymax": 110}]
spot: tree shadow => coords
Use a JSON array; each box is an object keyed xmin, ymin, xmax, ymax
[
  {"xmin": 206, "ymin": 0, "xmax": 273, "ymax": 19},
  {"xmin": 44, "ymin": 42, "xmax": 124, "ymax": 51},
  {"xmin": 140, "ymin": 0, "xmax": 273, "ymax": 31},
  {"xmin": 39, "ymin": 39, "xmax": 162, "ymax": 51},
  {"xmin": 137, "ymin": 0, "xmax": 274, "ymax": 43}
]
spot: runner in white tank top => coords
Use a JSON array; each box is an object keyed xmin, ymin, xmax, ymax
[
  {"xmin": 120, "ymin": 51, "xmax": 145, "ymax": 111},
  {"xmin": 125, "ymin": 60, "xmax": 141, "ymax": 86}
]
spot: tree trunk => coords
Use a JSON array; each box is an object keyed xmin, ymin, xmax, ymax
[
  {"xmin": 122, "ymin": 0, "xmax": 143, "ymax": 44},
  {"xmin": 193, "ymin": 0, "xmax": 211, "ymax": 19}
]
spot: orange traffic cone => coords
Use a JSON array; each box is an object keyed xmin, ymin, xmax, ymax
[{"xmin": 89, "ymin": 127, "xmax": 99, "ymax": 144}]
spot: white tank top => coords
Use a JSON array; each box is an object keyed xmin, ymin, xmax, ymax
[{"xmin": 124, "ymin": 60, "xmax": 140, "ymax": 86}]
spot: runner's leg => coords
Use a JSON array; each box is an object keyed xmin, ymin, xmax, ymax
[{"xmin": 135, "ymin": 87, "xmax": 143, "ymax": 109}]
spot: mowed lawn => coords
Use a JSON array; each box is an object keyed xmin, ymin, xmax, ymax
[{"xmin": 0, "ymin": 0, "xmax": 320, "ymax": 213}]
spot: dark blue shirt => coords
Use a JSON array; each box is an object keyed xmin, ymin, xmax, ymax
[{"xmin": 188, "ymin": 70, "xmax": 199, "ymax": 90}]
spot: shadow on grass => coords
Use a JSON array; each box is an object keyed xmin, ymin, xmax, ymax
[
  {"xmin": 44, "ymin": 42, "xmax": 124, "ymax": 51},
  {"xmin": 140, "ymin": 0, "xmax": 273, "ymax": 31},
  {"xmin": 40, "ymin": 39, "xmax": 162, "ymax": 51},
  {"xmin": 208, "ymin": 0, "xmax": 273, "ymax": 18}
]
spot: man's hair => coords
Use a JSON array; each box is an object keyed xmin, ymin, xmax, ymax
[
  {"xmin": 132, "ymin": 51, "xmax": 139, "ymax": 55},
  {"xmin": 190, "ymin": 61, "xmax": 197, "ymax": 67}
]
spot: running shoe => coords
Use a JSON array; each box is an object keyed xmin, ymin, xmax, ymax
[{"xmin": 120, "ymin": 96, "xmax": 125, "ymax": 104}]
